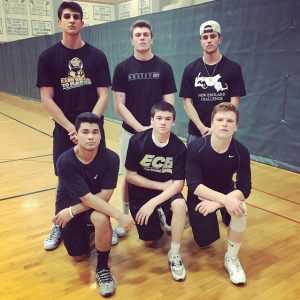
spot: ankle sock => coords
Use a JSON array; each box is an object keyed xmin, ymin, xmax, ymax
[
  {"xmin": 96, "ymin": 249, "xmax": 110, "ymax": 270},
  {"xmin": 169, "ymin": 242, "xmax": 180, "ymax": 257},
  {"xmin": 226, "ymin": 240, "xmax": 241, "ymax": 258}
]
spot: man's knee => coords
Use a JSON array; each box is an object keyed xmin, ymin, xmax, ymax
[
  {"xmin": 171, "ymin": 198, "xmax": 186, "ymax": 213},
  {"xmin": 72, "ymin": 254, "xmax": 89, "ymax": 262},
  {"xmin": 90, "ymin": 211, "xmax": 110, "ymax": 229},
  {"xmin": 229, "ymin": 204, "xmax": 247, "ymax": 232}
]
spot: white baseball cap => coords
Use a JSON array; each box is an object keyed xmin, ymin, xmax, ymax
[{"xmin": 199, "ymin": 20, "xmax": 221, "ymax": 35}]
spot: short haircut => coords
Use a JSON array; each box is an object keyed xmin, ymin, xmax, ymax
[
  {"xmin": 130, "ymin": 19, "xmax": 153, "ymax": 38},
  {"xmin": 75, "ymin": 112, "xmax": 101, "ymax": 131},
  {"xmin": 151, "ymin": 102, "xmax": 176, "ymax": 120},
  {"xmin": 211, "ymin": 102, "xmax": 239, "ymax": 124},
  {"xmin": 58, "ymin": 1, "xmax": 83, "ymax": 20}
]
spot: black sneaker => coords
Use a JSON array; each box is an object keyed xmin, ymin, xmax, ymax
[{"xmin": 96, "ymin": 269, "xmax": 116, "ymax": 297}]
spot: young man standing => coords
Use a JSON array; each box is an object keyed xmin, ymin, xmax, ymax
[
  {"xmin": 36, "ymin": 1, "xmax": 112, "ymax": 250},
  {"xmin": 54, "ymin": 112, "xmax": 135, "ymax": 297},
  {"xmin": 125, "ymin": 102, "xmax": 187, "ymax": 281},
  {"xmin": 180, "ymin": 20, "xmax": 246, "ymax": 144},
  {"xmin": 112, "ymin": 20, "xmax": 177, "ymax": 237},
  {"xmin": 185, "ymin": 102, "xmax": 251, "ymax": 286}
]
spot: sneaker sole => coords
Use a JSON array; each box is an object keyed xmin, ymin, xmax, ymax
[
  {"xmin": 44, "ymin": 240, "xmax": 62, "ymax": 251},
  {"xmin": 224, "ymin": 265, "xmax": 246, "ymax": 286},
  {"xmin": 168, "ymin": 262, "xmax": 186, "ymax": 282},
  {"xmin": 98, "ymin": 288, "xmax": 115, "ymax": 298}
]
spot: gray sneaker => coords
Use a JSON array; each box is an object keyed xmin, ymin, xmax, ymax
[
  {"xmin": 96, "ymin": 269, "xmax": 116, "ymax": 297},
  {"xmin": 168, "ymin": 252, "xmax": 186, "ymax": 281},
  {"xmin": 112, "ymin": 230, "xmax": 118, "ymax": 246},
  {"xmin": 115, "ymin": 224, "xmax": 127, "ymax": 237},
  {"xmin": 44, "ymin": 225, "xmax": 62, "ymax": 250}
]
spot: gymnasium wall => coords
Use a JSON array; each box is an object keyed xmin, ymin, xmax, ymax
[{"xmin": 0, "ymin": 0, "xmax": 299, "ymax": 173}]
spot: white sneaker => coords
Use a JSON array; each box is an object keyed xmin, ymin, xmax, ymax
[
  {"xmin": 44, "ymin": 225, "xmax": 62, "ymax": 250},
  {"xmin": 115, "ymin": 224, "xmax": 127, "ymax": 238},
  {"xmin": 168, "ymin": 252, "xmax": 186, "ymax": 281},
  {"xmin": 112, "ymin": 230, "xmax": 118, "ymax": 246},
  {"xmin": 224, "ymin": 253, "xmax": 246, "ymax": 285}
]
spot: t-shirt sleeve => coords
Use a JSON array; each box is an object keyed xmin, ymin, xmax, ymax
[
  {"xmin": 101, "ymin": 151, "xmax": 119, "ymax": 189},
  {"xmin": 162, "ymin": 64, "xmax": 177, "ymax": 95},
  {"xmin": 179, "ymin": 65, "xmax": 193, "ymax": 98},
  {"xmin": 229, "ymin": 64, "xmax": 246, "ymax": 97},
  {"xmin": 235, "ymin": 145, "xmax": 251, "ymax": 198},
  {"xmin": 172, "ymin": 143, "xmax": 186, "ymax": 180},
  {"xmin": 94, "ymin": 51, "xmax": 111, "ymax": 87},
  {"xmin": 36, "ymin": 51, "xmax": 53, "ymax": 88},
  {"xmin": 112, "ymin": 63, "xmax": 126, "ymax": 92},
  {"xmin": 57, "ymin": 160, "xmax": 91, "ymax": 199},
  {"xmin": 185, "ymin": 140, "xmax": 204, "ymax": 193}
]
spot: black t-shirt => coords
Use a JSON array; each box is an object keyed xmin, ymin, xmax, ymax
[
  {"xmin": 56, "ymin": 146, "xmax": 119, "ymax": 213},
  {"xmin": 185, "ymin": 135, "xmax": 251, "ymax": 201},
  {"xmin": 37, "ymin": 42, "xmax": 111, "ymax": 122},
  {"xmin": 112, "ymin": 55, "xmax": 177, "ymax": 133},
  {"xmin": 180, "ymin": 56, "xmax": 246, "ymax": 136},
  {"xmin": 125, "ymin": 129, "xmax": 186, "ymax": 201}
]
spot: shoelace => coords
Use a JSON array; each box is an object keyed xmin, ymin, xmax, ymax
[
  {"xmin": 229, "ymin": 258, "xmax": 242, "ymax": 273},
  {"xmin": 171, "ymin": 256, "xmax": 183, "ymax": 268},
  {"xmin": 46, "ymin": 226, "xmax": 60, "ymax": 241},
  {"xmin": 96, "ymin": 270, "xmax": 113, "ymax": 284}
]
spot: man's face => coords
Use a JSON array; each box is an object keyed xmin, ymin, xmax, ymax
[
  {"xmin": 131, "ymin": 27, "xmax": 153, "ymax": 53},
  {"xmin": 200, "ymin": 32, "xmax": 222, "ymax": 54},
  {"xmin": 151, "ymin": 110, "xmax": 175, "ymax": 136},
  {"xmin": 58, "ymin": 9, "xmax": 84, "ymax": 35},
  {"xmin": 77, "ymin": 122, "xmax": 101, "ymax": 151},
  {"xmin": 211, "ymin": 111, "xmax": 237, "ymax": 139}
]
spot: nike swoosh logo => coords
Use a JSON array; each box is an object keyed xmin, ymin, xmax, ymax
[{"xmin": 229, "ymin": 155, "xmax": 234, "ymax": 158}]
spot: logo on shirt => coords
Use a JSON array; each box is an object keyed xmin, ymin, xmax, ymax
[
  {"xmin": 128, "ymin": 72, "xmax": 160, "ymax": 81},
  {"xmin": 140, "ymin": 154, "xmax": 173, "ymax": 174},
  {"xmin": 61, "ymin": 57, "xmax": 91, "ymax": 90},
  {"xmin": 194, "ymin": 72, "xmax": 228, "ymax": 92}
]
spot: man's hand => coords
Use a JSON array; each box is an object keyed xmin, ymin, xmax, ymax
[
  {"xmin": 68, "ymin": 129, "xmax": 78, "ymax": 144},
  {"xmin": 117, "ymin": 213, "xmax": 135, "ymax": 231},
  {"xmin": 195, "ymin": 199, "xmax": 220, "ymax": 216},
  {"xmin": 138, "ymin": 125, "xmax": 152, "ymax": 132},
  {"xmin": 161, "ymin": 179, "xmax": 173, "ymax": 191},
  {"xmin": 53, "ymin": 208, "xmax": 73, "ymax": 228},
  {"xmin": 199, "ymin": 126, "xmax": 213, "ymax": 136},
  {"xmin": 135, "ymin": 201, "xmax": 156, "ymax": 225},
  {"xmin": 224, "ymin": 196, "xmax": 245, "ymax": 216}
]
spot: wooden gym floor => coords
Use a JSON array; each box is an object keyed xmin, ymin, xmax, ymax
[{"xmin": 0, "ymin": 92, "xmax": 299, "ymax": 300}]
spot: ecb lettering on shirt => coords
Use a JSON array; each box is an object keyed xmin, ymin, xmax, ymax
[
  {"xmin": 140, "ymin": 154, "xmax": 173, "ymax": 173},
  {"xmin": 128, "ymin": 72, "xmax": 160, "ymax": 80}
]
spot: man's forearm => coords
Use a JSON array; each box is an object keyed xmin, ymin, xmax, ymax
[{"xmin": 149, "ymin": 180, "xmax": 184, "ymax": 208}]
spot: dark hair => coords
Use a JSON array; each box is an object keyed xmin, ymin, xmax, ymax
[
  {"xmin": 130, "ymin": 19, "xmax": 153, "ymax": 38},
  {"xmin": 75, "ymin": 112, "xmax": 101, "ymax": 131},
  {"xmin": 211, "ymin": 102, "xmax": 239, "ymax": 123},
  {"xmin": 58, "ymin": 1, "xmax": 83, "ymax": 20},
  {"xmin": 150, "ymin": 102, "xmax": 176, "ymax": 120}
]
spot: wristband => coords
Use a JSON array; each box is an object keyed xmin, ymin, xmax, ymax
[{"xmin": 69, "ymin": 206, "xmax": 74, "ymax": 218}]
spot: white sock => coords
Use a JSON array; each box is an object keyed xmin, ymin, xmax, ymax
[
  {"xmin": 227, "ymin": 240, "xmax": 241, "ymax": 258},
  {"xmin": 169, "ymin": 242, "xmax": 180, "ymax": 257},
  {"xmin": 123, "ymin": 201, "xmax": 129, "ymax": 215}
]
